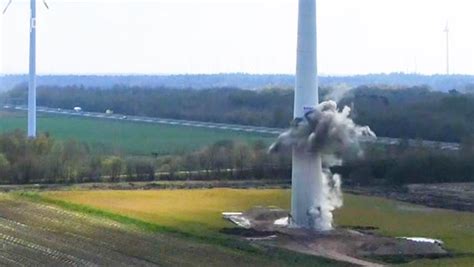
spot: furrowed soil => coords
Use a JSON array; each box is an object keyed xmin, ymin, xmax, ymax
[
  {"xmin": 348, "ymin": 183, "xmax": 474, "ymax": 212},
  {"xmin": 0, "ymin": 195, "xmax": 336, "ymax": 267}
]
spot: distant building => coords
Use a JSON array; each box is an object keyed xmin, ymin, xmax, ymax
[{"xmin": 448, "ymin": 89, "xmax": 460, "ymax": 95}]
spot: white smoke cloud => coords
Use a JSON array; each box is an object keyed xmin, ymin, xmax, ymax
[
  {"xmin": 269, "ymin": 100, "xmax": 375, "ymax": 155},
  {"xmin": 323, "ymin": 83, "xmax": 353, "ymax": 103},
  {"xmin": 269, "ymin": 100, "xmax": 376, "ymax": 230}
]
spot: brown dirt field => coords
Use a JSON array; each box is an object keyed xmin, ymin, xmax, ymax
[
  {"xmin": 0, "ymin": 196, "xmax": 302, "ymax": 267},
  {"xmin": 348, "ymin": 183, "xmax": 474, "ymax": 212}
]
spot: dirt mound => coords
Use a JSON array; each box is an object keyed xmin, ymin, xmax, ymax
[{"xmin": 223, "ymin": 207, "xmax": 449, "ymax": 266}]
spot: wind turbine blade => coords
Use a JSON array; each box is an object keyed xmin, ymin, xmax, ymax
[
  {"xmin": 43, "ymin": 0, "xmax": 49, "ymax": 9},
  {"xmin": 2, "ymin": 0, "xmax": 13, "ymax": 14}
]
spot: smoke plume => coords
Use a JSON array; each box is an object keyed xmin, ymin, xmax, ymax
[
  {"xmin": 269, "ymin": 100, "xmax": 375, "ymax": 229},
  {"xmin": 323, "ymin": 84, "xmax": 353, "ymax": 103}
]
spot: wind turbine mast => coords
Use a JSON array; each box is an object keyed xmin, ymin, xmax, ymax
[
  {"xmin": 291, "ymin": 0, "xmax": 325, "ymax": 230},
  {"xmin": 28, "ymin": 0, "xmax": 37, "ymax": 138},
  {"xmin": 3, "ymin": 0, "xmax": 48, "ymax": 138},
  {"xmin": 444, "ymin": 22, "xmax": 450, "ymax": 75}
]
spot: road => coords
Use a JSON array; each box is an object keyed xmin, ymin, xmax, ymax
[
  {"xmin": 3, "ymin": 105, "xmax": 460, "ymax": 151},
  {"xmin": 4, "ymin": 105, "xmax": 281, "ymax": 135}
]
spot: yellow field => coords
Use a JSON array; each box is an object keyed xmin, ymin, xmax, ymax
[
  {"xmin": 44, "ymin": 189, "xmax": 474, "ymax": 266},
  {"xmin": 45, "ymin": 189, "xmax": 290, "ymax": 234}
]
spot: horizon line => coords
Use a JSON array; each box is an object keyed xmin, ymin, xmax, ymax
[{"xmin": 1, "ymin": 72, "xmax": 474, "ymax": 77}]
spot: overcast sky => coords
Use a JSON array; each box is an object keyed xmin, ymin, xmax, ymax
[{"xmin": 1, "ymin": 0, "xmax": 473, "ymax": 75}]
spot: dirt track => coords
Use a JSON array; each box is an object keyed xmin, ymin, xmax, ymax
[
  {"xmin": 0, "ymin": 197, "xmax": 292, "ymax": 267},
  {"xmin": 348, "ymin": 183, "xmax": 474, "ymax": 212}
]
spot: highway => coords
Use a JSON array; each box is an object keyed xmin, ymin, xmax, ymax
[
  {"xmin": 2, "ymin": 105, "xmax": 460, "ymax": 151},
  {"xmin": 3, "ymin": 105, "xmax": 282, "ymax": 135}
]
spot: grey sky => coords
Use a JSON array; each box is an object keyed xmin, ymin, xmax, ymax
[{"xmin": 1, "ymin": 0, "xmax": 473, "ymax": 75}]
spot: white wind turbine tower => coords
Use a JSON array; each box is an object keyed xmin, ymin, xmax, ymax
[
  {"xmin": 291, "ymin": 0, "xmax": 325, "ymax": 230},
  {"xmin": 3, "ymin": 0, "xmax": 49, "ymax": 138},
  {"xmin": 444, "ymin": 21, "xmax": 450, "ymax": 75}
]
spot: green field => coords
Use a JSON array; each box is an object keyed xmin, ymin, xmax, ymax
[
  {"xmin": 40, "ymin": 189, "xmax": 474, "ymax": 266},
  {"xmin": 0, "ymin": 111, "xmax": 274, "ymax": 155}
]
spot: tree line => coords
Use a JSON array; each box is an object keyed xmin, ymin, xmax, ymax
[
  {"xmin": 339, "ymin": 141, "xmax": 474, "ymax": 185},
  {"xmin": 2, "ymin": 130, "xmax": 474, "ymax": 186},
  {"xmin": 0, "ymin": 131, "xmax": 290, "ymax": 184},
  {"xmin": 6, "ymin": 84, "xmax": 295, "ymax": 128},
  {"xmin": 2, "ymin": 73, "xmax": 473, "ymax": 92}
]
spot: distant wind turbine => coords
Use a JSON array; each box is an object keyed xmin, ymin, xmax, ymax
[
  {"xmin": 3, "ymin": 0, "xmax": 49, "ymax": 138},
  {"xmin": 444, "ymin": 21, "xmax": 450, "ymax": 75}
]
